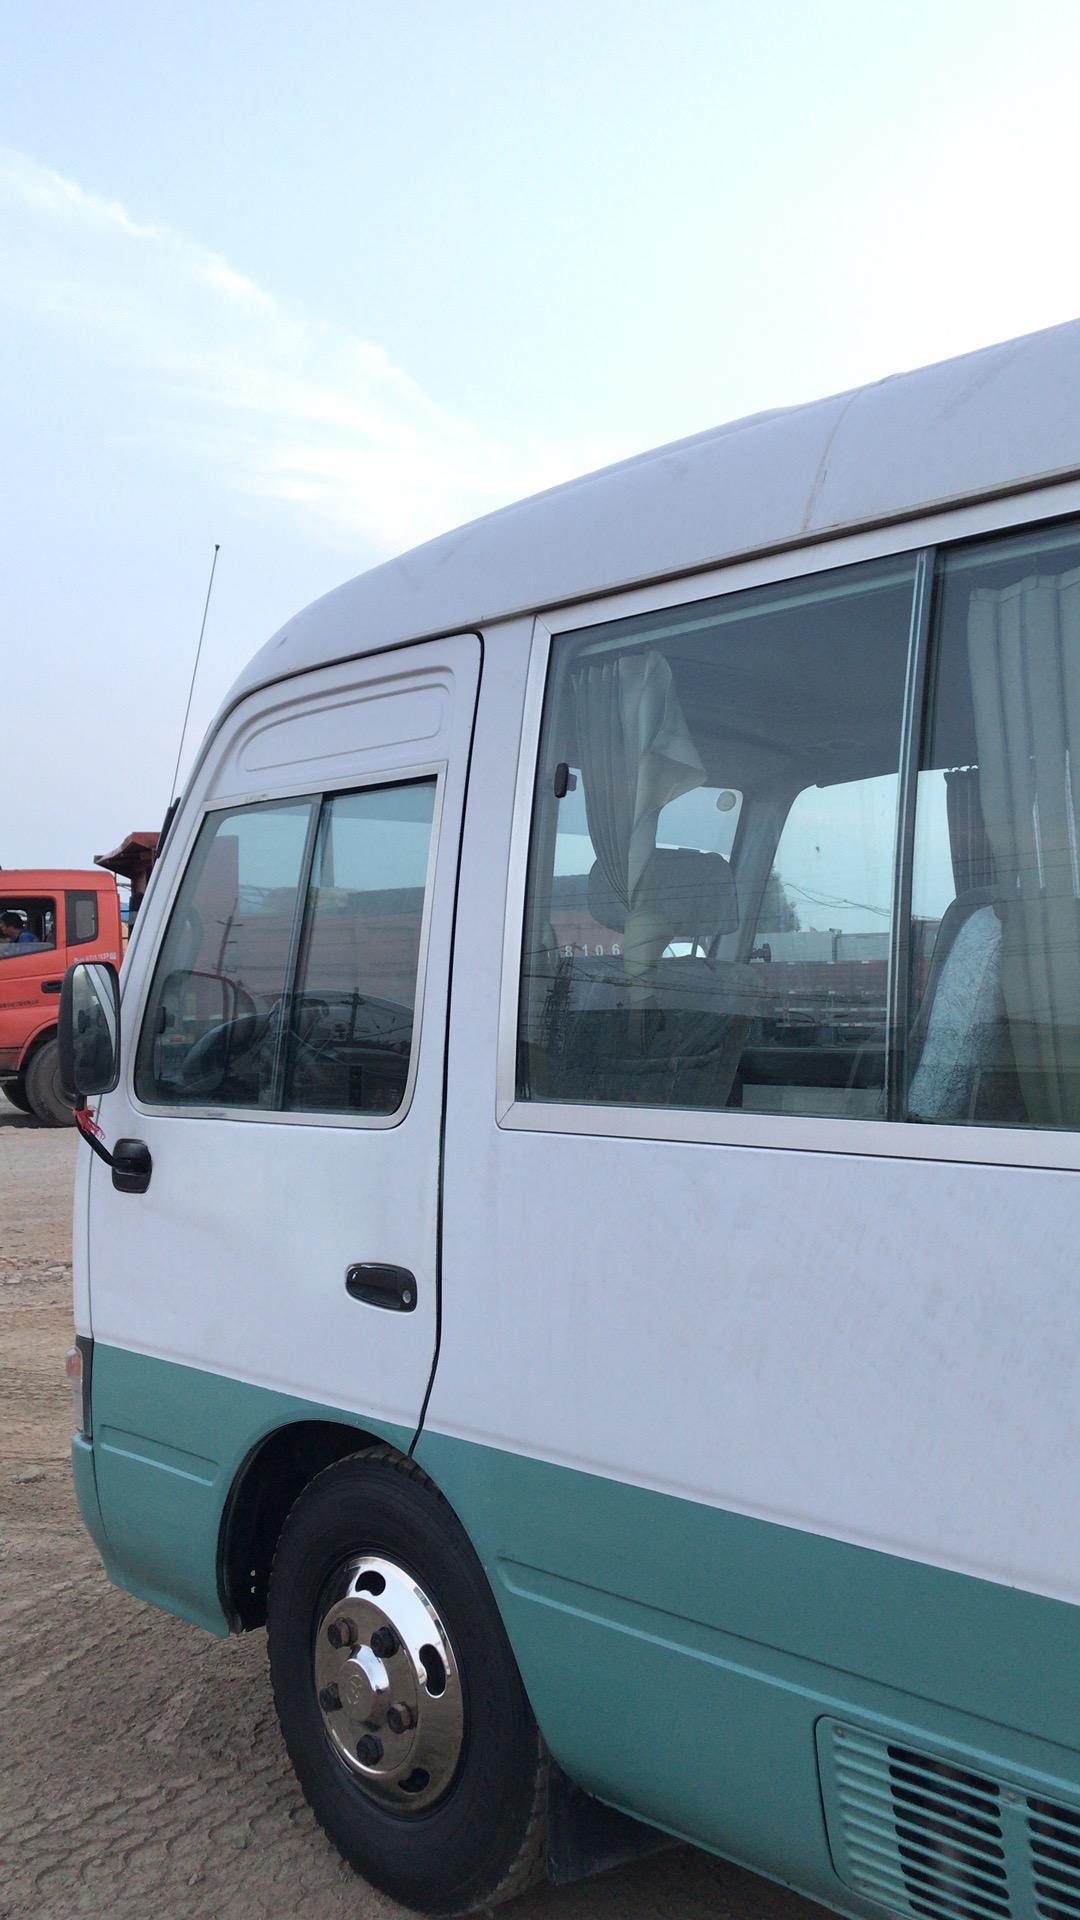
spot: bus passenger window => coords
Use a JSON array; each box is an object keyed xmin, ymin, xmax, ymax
[
  {"xmin": 745, "ymin": 773, "xmax": 896, "ymax": 1116},
  {"xmin": 519, "ymin": 554, "xmax": 915, "ymax": 1118},
  {"xmin": 908, "ymin": 524, "xmax": 1080, "ymax": 1129}
]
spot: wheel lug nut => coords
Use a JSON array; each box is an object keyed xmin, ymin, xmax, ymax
[
  {"xmin": 370, "ymin": 1626, "xmax": 398, "ymax": 1658},
  {"xmin": 318, "ymin": 1684, "xmax": 342, "ymax": 1712},
  {"xmin": 326, "ymin": 1618, "xmax": 354, "ymax": 1649},
  {"xmin": 356, "ymin": 1734, "xmax": 383, "ymax": 1765},
  {"xmin": 386, "ymin": 1702, "xmax": 416, "ymax": 1734}
]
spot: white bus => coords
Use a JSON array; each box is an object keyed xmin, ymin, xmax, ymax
[{"xmin": 62, "ymin": 319, "xmax": 1080, "ymax": 1920}]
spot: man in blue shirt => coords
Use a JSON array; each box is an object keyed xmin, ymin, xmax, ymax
[{"xmin": 0, "ymin": 912, "xmax": 39, "ymax": 953}]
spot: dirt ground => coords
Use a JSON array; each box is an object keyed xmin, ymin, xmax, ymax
[{"xmin": 0, "ymin": 1095, "xmax": 827, "ymax": 1920}]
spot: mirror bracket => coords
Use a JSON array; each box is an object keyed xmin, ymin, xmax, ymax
[{"xmin": 74, "ymin": 1105, "xmax": 117, "ymax": 1169}]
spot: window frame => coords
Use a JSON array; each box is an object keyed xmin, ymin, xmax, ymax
[
  {"xmin": 496, "ymin": 479, "xmax": 1080, "ymax": 1173},
  {"xmin": 127, "ymin": 762, "xmax": 446, "ymax": 1130}
]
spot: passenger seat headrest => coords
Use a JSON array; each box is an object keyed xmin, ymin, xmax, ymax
[{"xmin": 587, "ymin": 849, "xmax": 739, "ymax": 939}]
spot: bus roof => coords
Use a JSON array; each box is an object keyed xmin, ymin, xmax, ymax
[{"xmin": 228, "ymin": 318, "xmax": 1080, "ymax": 709}]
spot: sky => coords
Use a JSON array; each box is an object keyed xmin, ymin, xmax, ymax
[{"xmin": 3, "ymin": 0, "xmax": 1080, "ymax": 874}]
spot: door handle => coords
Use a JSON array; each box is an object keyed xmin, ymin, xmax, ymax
[
  {"xmin": 345, "ymin": 1263, "xmax": 417, "ymax": 1311},
  {"xmin": 41, "ymin": 980, "xmax": 63, "ymax": 994},
  {"xmin": 112, "ymin": 1138, "xmax": 152, "ymax": 1195}
]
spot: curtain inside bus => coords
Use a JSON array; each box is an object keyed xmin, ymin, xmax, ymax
[{"xmin": 969, "ymin": 567, "xmax": 1080, "ymax": 1126}]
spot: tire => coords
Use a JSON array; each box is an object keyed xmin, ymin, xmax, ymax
[
  {"xmin": 1, "ymin": 1077, "xmax": 32, "ymax": 1113},
  {"xmin": 268, "ymin": 1447, "xmax": 548, "ymax": 1916},
  {"xmin": 24, "ymin": 1039, "xmax": 75, "ymax": 1126}
]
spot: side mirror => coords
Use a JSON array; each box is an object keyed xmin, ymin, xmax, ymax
[{"xmin": 58, "ymin": 962, "xmax": 121, "ymax": 1104}]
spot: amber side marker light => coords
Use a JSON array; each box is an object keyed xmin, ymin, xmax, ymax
[{"xmin": 65, "ymin": 1338, "xmax": 92, "ymax": 1435}]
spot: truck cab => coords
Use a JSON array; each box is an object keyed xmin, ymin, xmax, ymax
[{"xmin": 0, "ymin": 870, "xmax": 122, "ymax": 1123}]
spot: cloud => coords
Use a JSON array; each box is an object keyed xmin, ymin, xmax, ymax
[{"xmin": 0, "ymin": 146, "xmax": 614, "ymax": 553}]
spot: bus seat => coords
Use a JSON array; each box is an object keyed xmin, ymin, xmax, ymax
[
  {"xmin": 547, "ymin": 852, "xmax": 757, "ymax": 1107},
  {"xmin": 586, "ymin": 847, "xmax": 738, "ymax": 951},
  {"xmin": 907, "ymin": 893, "xmax": 1022, "ymax": 1123}
]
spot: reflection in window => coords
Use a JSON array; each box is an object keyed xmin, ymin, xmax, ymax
[
  {"xmin": 134, "ymin": 800, "xmax": 315, "ymax": 1108},
  {"xmin": 519, "ymin": 557, "xmax": 915, "ymax": 1116},
  {"xmin": 284, "ymin": 782, "xmax": 436, "ymax": 1116},
  {"xmin": 134, "ymin": 782, "xmax": 437, "ymax": 1118},
  {"xmin": 909, "ymin": 524, "xmax": 1080, "ymax": 1128}
]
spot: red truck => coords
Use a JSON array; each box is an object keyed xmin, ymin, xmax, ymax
[{"xmin": 0, "ymin": 870, "xmax": 123, "ymax": 1124}]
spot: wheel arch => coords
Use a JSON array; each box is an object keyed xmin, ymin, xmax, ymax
[
  {"xmin": 219, "ymin": 1418, "xmax": 394, "ymax": 1631},
  {"xmin": 16, "ymin": 1019, "xmax": 57, "ymax": 1074}
]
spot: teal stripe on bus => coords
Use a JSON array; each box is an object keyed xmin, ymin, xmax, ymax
[
  {"xmin": 79, "ymin": 1345, "xmax": 1080, "ymax": 1919},
  {"xmin": 414, "ymin": 1429, "xmax": 1080, "ymax": 1907},
  {"xmin": 85, "ymin": 1344, "xmax": 412, "ymax": 1634}
]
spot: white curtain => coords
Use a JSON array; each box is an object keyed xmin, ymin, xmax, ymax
[
  {"xmin": 572, "ymin": 651, "xmax": 704, "ymax": 980},
  {"xmin": 969, "ymin": 565, "xmax": 1080, "ymax": 1125}
]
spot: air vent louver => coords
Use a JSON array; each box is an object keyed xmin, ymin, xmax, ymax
[
  {"xmin": 818, "ymin": 1721, "xmax": 1080, "ymax": 1920},
  {"xmin": 1029, "ymin": 1794, "xmax": 1080, "ymax": 1918}
]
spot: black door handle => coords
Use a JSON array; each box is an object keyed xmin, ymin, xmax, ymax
[
  {"xmin": 112, "ymin": 1138, "xmax": 152, "ymax": 1195},
  {"xmin": 345, "ymin": 1263, "xmax": 416, "ymax": 1311},
  {"xmin": 41, "ymin": 980, "xmax": 63, "ymax": 994}
]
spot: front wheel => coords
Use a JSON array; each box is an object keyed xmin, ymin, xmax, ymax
[
  {"xmin": 268, "ymin": 1448, "xmax": 548, "ymax": 1916},
  {"xmin": 25, "ymin": 1040, "xmax": 74, "ymax": 1126}
]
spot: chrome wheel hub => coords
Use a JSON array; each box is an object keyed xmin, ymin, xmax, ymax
[{"xmin": 313, "ymin": 1554, "xmax": 463, "ymax": 1811}]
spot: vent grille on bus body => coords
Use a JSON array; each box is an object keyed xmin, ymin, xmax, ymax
[
  {"xmin": 817, "ymin": 1720, "xmax": 1080, "ymax": 1920},
  {"xmin": 1028, "ymin": 1795, "xmax": 1080, "ymax": 1919}
]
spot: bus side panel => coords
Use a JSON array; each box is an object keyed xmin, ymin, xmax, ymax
[
  {"xmin": 425, "ymin": 614, "xmax": 1080, "ymax": 1912},
  {"xmin": 414, "ymin": 1425, "xmax": 1080, "ymax": 1909}
]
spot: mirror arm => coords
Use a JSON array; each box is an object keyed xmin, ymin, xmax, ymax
[{"xmin": 74, "ymin": 1105, "xmax": 116, "ymax": 1170}]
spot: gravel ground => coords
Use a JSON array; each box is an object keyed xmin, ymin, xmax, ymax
[{"xmin": 0, "ymin": 1094, "xmax": 828, "ymax": 1920}]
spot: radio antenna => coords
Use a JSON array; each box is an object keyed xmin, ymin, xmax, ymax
[{"xmin": 167, "ymin": 542, "xmax": 220, "ymax": 810}]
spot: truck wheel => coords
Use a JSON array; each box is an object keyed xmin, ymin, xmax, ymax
[
  {"xmin": 2, "ymin": 1077, "xmax": 32, "ymax": 1113},
  {"xmin": 25, "ymin": 1040, "xmax": 75, "ymax": 1127},
  {"xmin": 268, "ymin": 1448, "xmax": 548, "ymax": 1916}
]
